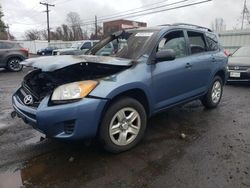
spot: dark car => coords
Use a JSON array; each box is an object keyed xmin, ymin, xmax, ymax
[
  {"xmin": 37, "ymin": 46, "xmax": 58, "ymax": 56},
  {"xmin": 0, "ymin": 40, "xmax": 29, "ymax": 72},
  {"xmin": 228, "ymin": 46, "xmax": 250, "ymax": 82},
  {"xmin": 12, "ymin": 24, "xmax": 228, "ymax": 153}
]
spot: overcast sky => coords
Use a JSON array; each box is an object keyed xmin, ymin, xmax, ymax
[{"xmin": 0, "ymin": 0, "xmax": 246, "ymax": 39}]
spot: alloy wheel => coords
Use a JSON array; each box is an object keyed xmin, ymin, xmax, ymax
[
  {"xmin": 109, "ymin": 107, "xmax": 141, "ymax": 146},
  {"xmin": 211, "ymin": 80, "xmax": 222, "ymax": 104}
]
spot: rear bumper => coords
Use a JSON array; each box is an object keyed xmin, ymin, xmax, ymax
[{"xmin": 12, "ymin": 92, "xmax": 108, "ymax": 140}]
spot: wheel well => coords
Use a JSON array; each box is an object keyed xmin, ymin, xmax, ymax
[
  {"xmin": 6, "ymin": 56, "xmax": 23, "ymax": 64},
  {"xmin": 215, "ymin": 70, "xmax": 226, "ymax": 84},
  {"xmin": 107, "ymin": 89, "xmax": 150, "ymax": 116},
  {"xmin": 97, "ymin": 89, "xmax": 150, "ymax": 135}
]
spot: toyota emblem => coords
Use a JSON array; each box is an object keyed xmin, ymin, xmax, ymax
[
  {"xmin": 23, "ymin": 95, "xmax": 34, "ymax": 105},
  {"xmin": 234, "ymin": 66, "xmax": 240, "ymax": 70}
]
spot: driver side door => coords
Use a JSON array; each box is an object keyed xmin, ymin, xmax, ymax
[{"xmin": 151, "ymin": 30, "xmax": 194, "ymax": 111}]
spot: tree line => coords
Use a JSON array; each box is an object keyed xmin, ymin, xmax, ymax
[
  {"xmin": 0, "ymin": 5, "xmax": 14, "ymax": 40},
  {"xmin": 24, "ymin": 12, "xmax": 103, "ymax": 41}
]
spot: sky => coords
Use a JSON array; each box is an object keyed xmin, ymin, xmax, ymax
[{"xmin": 0, "ymin": 0, "xmax": 246, "ymax": 39}]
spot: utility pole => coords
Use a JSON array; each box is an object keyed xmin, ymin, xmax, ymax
[
  {"xmin": 241, "ymin": 0, "xmax": 247, "ymax": 30},
  {"xmin": 40, "ymin": 2, "xmax": 55, "ymax": 43},
  {"xmin": 241, "ymin": 0, "xmax": 250, "ymax": 30},
  {"xmin": 95, "ymin": 15, "xmax": 98, "ymax": 39}
]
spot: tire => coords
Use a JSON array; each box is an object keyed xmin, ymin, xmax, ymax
[
  {"xmin": 201, "ymin": 76, "xmax": 223, "ymax": 109},
  {"xmin": 99, "ymin": 97, "xmax": 147, "ymax": 153},
  {"xmin": 7, "ymin": 57, "xmax": 23, "ymax": 72}
]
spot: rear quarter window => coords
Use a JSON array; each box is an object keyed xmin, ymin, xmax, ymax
[
  {"xmin": 205, "ymin": 33, "xmax": 219, "ymax": 51},
  {"xmin": 0, "ymin": 42, "xmax": 15, "ymax": 49}
]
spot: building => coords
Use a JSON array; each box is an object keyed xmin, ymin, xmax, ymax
[
  {"xmin": 219, "ymin": 29, "xmax": 250, "ymax": 53},
  {"xmin": 103, "ymin": 19, "xmax": 147, "ymax": 36}
]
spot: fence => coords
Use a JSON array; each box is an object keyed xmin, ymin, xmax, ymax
[
  {"xmin": 15, "ymin": 40, "xmax": 75, "ymax": 54},
  {"xmin": 218, "ymin": 29, "xmax": 250, "ymax": 53}
]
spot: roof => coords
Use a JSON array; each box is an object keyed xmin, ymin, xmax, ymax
[{"xmin": 130, "ymin": 23, "xmax": 213, "ymax": 33}]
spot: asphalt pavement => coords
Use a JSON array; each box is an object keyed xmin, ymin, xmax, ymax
[{"xmin": 0, "ymin": 67, "xmax": 249, "ymax": 188}]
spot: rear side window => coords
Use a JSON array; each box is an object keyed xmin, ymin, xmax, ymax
[
  {"xmin": 187, "ymin": 31, "xmax": 206, "ymax": 54},
  {"xmin": 0, "ymin": 42, "xmax": 14, "ymax": 49},
  {"xmin": 205, "ymin": 33, "xmax": 219, "ymax": 51}
]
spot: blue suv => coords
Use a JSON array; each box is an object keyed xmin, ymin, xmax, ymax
[{"xmin": 12, "ymin": 24, "xmax": 228, "ymax": 153}]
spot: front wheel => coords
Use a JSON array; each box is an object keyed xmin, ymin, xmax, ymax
[
  {"xmin": 7, "ymin": 57, "xmax": 23, "ymax": 72},
  {"xmin": 99, "ymin": 97, "xmax": 147, "ymax": 153},
  {"xmin": 201, "ymin": 76, "xmax": 223, "ymax": 109}
]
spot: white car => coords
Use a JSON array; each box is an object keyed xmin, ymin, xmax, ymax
[{"xmin": 52, "ymin": 40, "xmax": 99, "ymax": 55}]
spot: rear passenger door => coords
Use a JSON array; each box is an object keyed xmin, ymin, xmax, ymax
[{"xmin": 185, "ymin": 30, "xmax": 213, "ymax": 92}]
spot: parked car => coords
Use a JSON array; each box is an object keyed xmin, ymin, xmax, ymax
[
  {"xmin": 37, "ymin": 46, "xmax": 58, "ymax": 56},
  {"xmin": 0, "ymin": 40, "xmax": 29, "ymax": 72},
  {"xmin": 227, "ymin": 46, "xmax": 250, "ymax": 82},
  {"xmin": 52, "ymin": 40, "xmax": 99, "ymax": 55},
  {"xmin": 12, "ymin": 24, "xmax": 228, "ymax": 153}
]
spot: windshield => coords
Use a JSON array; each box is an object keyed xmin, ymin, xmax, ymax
[
  {"xmin": 71, "ymin": 42, "xmax": 82, "ymax": 49},
  {"xmin": 233, "ymin": 46, "xmax": 250, "ymax": 57},
  {"xmin": 86, "ymin": 30, "xmax": 156, "ymax": 59}
]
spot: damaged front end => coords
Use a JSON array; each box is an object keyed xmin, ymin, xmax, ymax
[
  {"xmin": 17, "ymin": 55, "xmax": 133, "ymax": 107},
  {"xmin": 12, "ymin": 55, "xmax": 133, "ymax": 139}
]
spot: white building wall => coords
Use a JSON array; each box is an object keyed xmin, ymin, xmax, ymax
[
  {"xmin": 15, "ymin": 40, "xmax": 74, "ymax": 54},
  {"xmin": 218, "ymin": 29, "xmax": 250, "ymax": 53}
]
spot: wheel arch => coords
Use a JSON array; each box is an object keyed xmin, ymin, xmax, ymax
[
  {"xmin": 5, "ymin": 55, "xmax": 25, "ymax": 66},
  {"xmin": 96, "ymin": 88, "xmax": 152, "ymax": 136},
  {"xmin": 214, "ymin": 69, "xmax": 226, "ymax": 84}
]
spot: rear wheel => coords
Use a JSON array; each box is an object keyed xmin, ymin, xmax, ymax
[
  {"xmin": 99, "ymin": 97, "xmax": 147, "ymax": 153},
  {"xmin": 201, "ymin": 76, "xmax": 223, "ymax": 109},
  {"xmin": 7, "ymin": 57, "xmax": 23, "ymax": 72}
]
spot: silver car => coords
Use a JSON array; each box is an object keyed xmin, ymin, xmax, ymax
[{"xmin": 228, "ymin": 46, "xmax": 250, "ymax": 82}]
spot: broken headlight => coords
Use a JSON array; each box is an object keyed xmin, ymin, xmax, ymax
[{"xmin": 51, "ymin": 80, "xmax": 98, "ymax": 101}]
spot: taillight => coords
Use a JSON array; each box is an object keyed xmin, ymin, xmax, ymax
[
  {"xmin": 224, "ymin": 50, "xmax": 230, "ymax": 57},
  {"xmin": 20, "ymin": 48, "xmax": 29, "ymax": 57}
]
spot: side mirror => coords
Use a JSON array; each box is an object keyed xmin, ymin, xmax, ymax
[{"xmin": 155, "ymin": 49, "xmax": 176, "ymax": 62}]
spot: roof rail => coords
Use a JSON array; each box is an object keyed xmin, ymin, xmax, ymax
[{"xmin": 172, "ymin": 23, "xmax": 213, "ymax": 32}]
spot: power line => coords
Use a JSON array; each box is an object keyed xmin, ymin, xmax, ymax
[
  {"xmin": 78, "ymin": 0, "xmax": 212, "ymax": 26},
  {"xmin": 50, "ymin": 0, "xmax": 190, "ymax": 26},
  {"xmin": 40, "ymin": 2, "xmax": 55, "ymax": 42},
  {"xmin": 85, "ymin": 0, "xmax": 171, "ymax": 20}
]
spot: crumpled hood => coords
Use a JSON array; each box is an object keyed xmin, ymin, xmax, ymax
[
  {"xmin": 21, "ymin": 55, "xmax": 133, "ymax": 72},
  {"xmin": 228, "ymin": 56, "xmax": 250, "ymax": 66}
]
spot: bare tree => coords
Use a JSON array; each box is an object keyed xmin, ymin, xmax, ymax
[
  {"xmin": 0, "ymin": 9, "xmax": 7, "ymax": 39},
  {"xmin": 24, "ymin": 29, "xmax": 41, "ymax": 40},
  {"xmin": 23, "ymin": 11, "xmax": 92, "ymax": 41},
  {"xmin": 66, "ymin": 12, "xmax": 83, "ymax": 40},
  {"xmin": 211, "ymin": 18, "xmax": 226, "ymax": 32}
]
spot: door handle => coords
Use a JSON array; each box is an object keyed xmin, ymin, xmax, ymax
[
  {"xmin": 211, "ymin": 57, "xmax": 216, "ymax": 62},
  {"xmin": 185, "ymin": 63, "xmax": 192, "ymax": 69}
]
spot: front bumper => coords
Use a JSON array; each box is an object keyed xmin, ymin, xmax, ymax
[
  {"xmin": 12, "ymin": 91, "xmax": 108, "ymax": 140},
  {"xmin": 227, "ymin": 70, "xmax": 250, "ymax": 82}
]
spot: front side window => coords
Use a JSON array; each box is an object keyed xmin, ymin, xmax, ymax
[
  {"xmin": 81, "ymin": 42, "xmax": 92, "ymax": 49},
  {"xmin": 157, "ymin": 31, "xmax": 187, "ymax": 58},
  {"xmin": 187, "ymin": 31, "xmax": 206, "ymax": 54}
]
